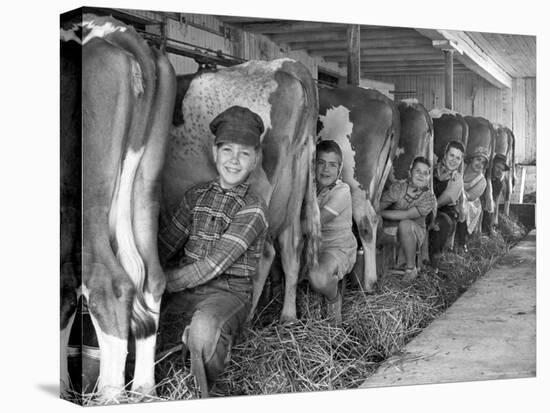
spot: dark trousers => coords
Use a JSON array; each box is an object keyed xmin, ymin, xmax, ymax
[
  {"xmin": 161, "ymin": 274, "xmax": 252, "ymax": 393},
  {"xmin": 429, "ymin": 211, "xmax": 455, "ymax": 260},
  {"xmin": 455, "ymin": 221, "xmax": 468, "ymax": 248}
]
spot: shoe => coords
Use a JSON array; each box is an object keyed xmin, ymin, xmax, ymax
[
  {"xmin": 326, "ymin": 291, "xmax": 342, "ymax": 326},
  {"xmin": 403, "ymin": 267, "xmax": 418, "ymax": 282}
]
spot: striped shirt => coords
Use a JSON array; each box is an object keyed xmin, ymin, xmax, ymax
[{"xmin": 158, "ymin": 179, "xmax": 268, "ymax": 292}]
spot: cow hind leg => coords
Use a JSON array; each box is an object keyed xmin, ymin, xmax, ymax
[
  {"xmin": 356, "ymin": 201, "xmax": 379, "ymax": 293},
  {"xmin": 248, "ymin": 242, "xmax": 276, "ymax": 322},
  {"xmin": 279, "ymin": 223, "xmax": 302, "ymax": 324},
  {"xmin": 129, "ymin": 49, "xmax": 175, "ymax": 395},
  {"xmin": 60, "ymin": 293, "xmax": 77, "ymax": 395},
  {"xmin": 131, "ymin": 292, "xmax": 161, "ymax": 396},
  {"xmin": 82, "ymin": 286, "xmax": 128, "ymax": 402}
]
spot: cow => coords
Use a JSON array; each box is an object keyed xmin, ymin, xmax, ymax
[
  {"xmin": 391, "ymin": 99, "xmax": 434, "ymax": 183},
  {"xmin": 60, "ymin": 13, "xmax": 176, "ymax": 401},
  {"xmin": 464, "ymin": 116, "xmax": 497, "ymax": 228},
  {"xmin": 430, "ymin": 109, "xmax": 469, "ymax": 161},
  {"xmin": 317, "ymin": 84, "xmax": 400, "ymax": 292},
  {"xmin": 485, "ymin": 123, "xmax": 516, "ymax": 229},
  {"xmin": 162, "ymin": 58, "xmax": 321, "ymax": 326}
]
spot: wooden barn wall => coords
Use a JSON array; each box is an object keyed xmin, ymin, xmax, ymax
[
  {"xmin": 373, "ymin": 73, "xmax": 536, "ymax": 164},
  {"xmin": 512, "ymin": 78, "xmax": 536, "ymax": 164},
  {"xmin": 126, "ymin": 9, "xmax": 346, "ymax": 79}
]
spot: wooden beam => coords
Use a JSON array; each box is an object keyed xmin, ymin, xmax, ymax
[
  {"xmin": 331, "ymin": 53, "xmax": 443, "ymax": 62},
  {"xmin": 287, "ymin": 37, "xmax": 432, "ymax": 50},
  {"xmin": 347, "ymin": 25, "xmax": 361, "ymax": 85},
  {"xmin": 363, "ymin": 69, "xmax": 471, "ymax": 77},
  {"xmin": 310, "ymin": 46, "xmax": 440, "ymax": 56},
  {"xmin": 269, "ymin": 28, "xmax": 420, "ymax": 43},
  {"xmin": 240, "ymin": 21, "xmax": 346, "ymax": 33},
  {"xmin": 415, "ymin": 28, "xmax": 512, "ymax": 89},
  {"xmin": 444, "ymin": 50, "xmax": 454, "ymax": 109},
  {"xmin": 359, "ymin": 60, "xmax": 467, "ymax": 68},
  {"xmin": 215, "ymin": 16, "xmax": 276, "ymax": 24}
]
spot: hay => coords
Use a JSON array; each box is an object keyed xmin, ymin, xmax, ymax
[{"xmin": 71, "ymin": 214, "xmax": 529, "ymax": 404}]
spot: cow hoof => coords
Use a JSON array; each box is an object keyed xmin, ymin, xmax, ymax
[
  {"xmin": 361, "ymin": 283, "xmax": 376, "ymax": 294},
  {"xmin": 279, "ymin": 315, "xmax": 298, "ymax": 325},
  {"xmin": 96, "ymin": 386, "xmax": 126, "ymax": 405},
  {"xmin": 130, "ymin": 384, "xmax": 157, "ymax": 400}
]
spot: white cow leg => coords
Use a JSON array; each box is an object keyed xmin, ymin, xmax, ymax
[
  {"xmin": 279, "ymin": 227, "xmax": 300, "ymax": 324},
  {"xmin": 60, "ymin": 310, "xmax": 77, "ymax": 396},
  {"xmin": 248, "ymin": 243, "xmax": 276, "ymax": 322},
  {"xmin": 131, "ymin": 292, "xmax": 160, "ymax": 396},
  {"xmin": 360, "ymin": 201, "xmax": 379, "ymax": 293},
  {"xmin": 88, "ymin": 312, "xmax": 128, "ymax": 402},
  {"xmin": 362, "ymin": 237, "xmax": 378, "ymax": 293}
]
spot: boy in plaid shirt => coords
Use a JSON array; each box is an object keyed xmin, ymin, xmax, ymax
[
  {"xmin": 379, "ymin": 156, "xmax": 436, "ymax": 281},
  {"xmin": 158, "ymin": 106, "xmax": 268, "ymax": 397}
]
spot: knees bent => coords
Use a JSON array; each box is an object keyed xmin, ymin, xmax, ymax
[
  {"xmin": 183, "ymin": 311, "xmax": 220, "ymax": 363},
  {"xmin": 398, "ymin": 219, "xmax": 415, "ymax": 235},
  {"xmin": 308, "ymin": 267, "xmax": 338, "ymax": 298}
]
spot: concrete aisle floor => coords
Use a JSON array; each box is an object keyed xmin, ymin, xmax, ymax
[{"xmin": 361, "ymin": 230, "xmax": 536, "ymax": 388}]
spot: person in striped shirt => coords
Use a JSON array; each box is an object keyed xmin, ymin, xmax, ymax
[{"xmin": 158, "ymin": 106, "xmax": 268, "ymax": 397}]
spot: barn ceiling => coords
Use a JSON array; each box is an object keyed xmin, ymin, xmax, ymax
[{"xmin": 215, "ymin": 16, "xmax": 536, "ymax": 89}]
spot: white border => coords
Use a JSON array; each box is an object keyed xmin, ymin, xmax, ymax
[{"xmin": 4, "ymin": 0, "xmax": 546, "ymax": 412}]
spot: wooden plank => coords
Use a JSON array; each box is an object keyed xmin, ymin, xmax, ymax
[
  {"xmin": 288, "ymin": 37, "xmax": 433, "ymax": 51},
  {"xmin": 239, "ymin": 21, "xmax": 346, "ymax": 33},
  {"xmin": 518, "ymin": 166, "xmax": 526, "ymax": 204},
  {"xmin": 269, "ymin": 28, "xmax": 421, "ymax": 43},
  {"xmin": 363, "ymin": 69, "xmax": 470, "ymax": 77},
  {"xmin": 445, "ymin": 50, "xmax": 454, "ymax": 109},
  {"xmin": 332, "ymin": 53, "xmax": 446, "ymax": 62},
  {"xmin": 359, "ymin": 61, "xmax": 468, "ymax": 69},
  {"xmin": 347, "ymin": 25, "xmax": 360, "ymax": 85},
  {"xmin": 310, "ymin": 46, "xmax": 439, "ymax": 56},
  {"xmin": 215, "ymin": 15, "xmax": 275, "ymax": 23}
]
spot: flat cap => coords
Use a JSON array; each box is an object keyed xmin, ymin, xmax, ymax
[{"xmin": 209, "ymin": 105, "xmax": 264, "ymax": 147}]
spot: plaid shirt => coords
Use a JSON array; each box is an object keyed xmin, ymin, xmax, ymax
[{"xmin": 158, "ymin": 179, "xmax": 268, "ymax": 292}]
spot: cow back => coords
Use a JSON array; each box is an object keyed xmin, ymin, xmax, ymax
[
  {"xmin": 164, "ymin": 58, "xmax": 319, "ymax": 236},
  {"xmin": 318, "ymin": 85, "xmax": 400, "ymax": 209},
  {"xmin": 393, "ymin": 100, "xmax": 434, "ymax": 181},
  {"xmin": 430, "ymin": 111, "xmax": 469, "ymax": 161},
  {"xmin": 464, "ymin": 116, "xmax": 495, "ymax": 158}
]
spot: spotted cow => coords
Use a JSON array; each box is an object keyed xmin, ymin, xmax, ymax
[
  {"xmin": 163, "ymin": 59, "xmax": 321, "ymax": 325},
  {"xmin": 486, "ymin": 123, "xmax": 516, "ymax": 228},
  {"xmin": 317, "ymin": 85, "xmax": 400, "ymax": 292},
  {"xmin": 391, "ymin": 99, "xmax": 434, "ymax": 183},
  {"xmin": 60, "ymin": 13, "xmax": 176, "ymax": 400}
]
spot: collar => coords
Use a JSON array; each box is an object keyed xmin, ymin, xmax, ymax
[
  {"xmin": 435, "ymin": 161, "xmax": 458, "ymax": 180},
  {"xmin": 406, "ymin": 179, "xmax": 428, "ymax": 193},
  {"xmin": 210, "ymin": 178, "xmax": 250, "ymax": 197},
  {"xmin": 317, "ymin": 179, "xmax": 340, "ymax": 197}
]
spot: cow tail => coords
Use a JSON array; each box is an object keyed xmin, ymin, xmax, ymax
[
  {"xmin": 303, "ymin": 135, "xmax": 321, "ymax": 271},
  {"xmin": 113, "ymin": 150, "xmax": 156, "ymax": 339}
]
